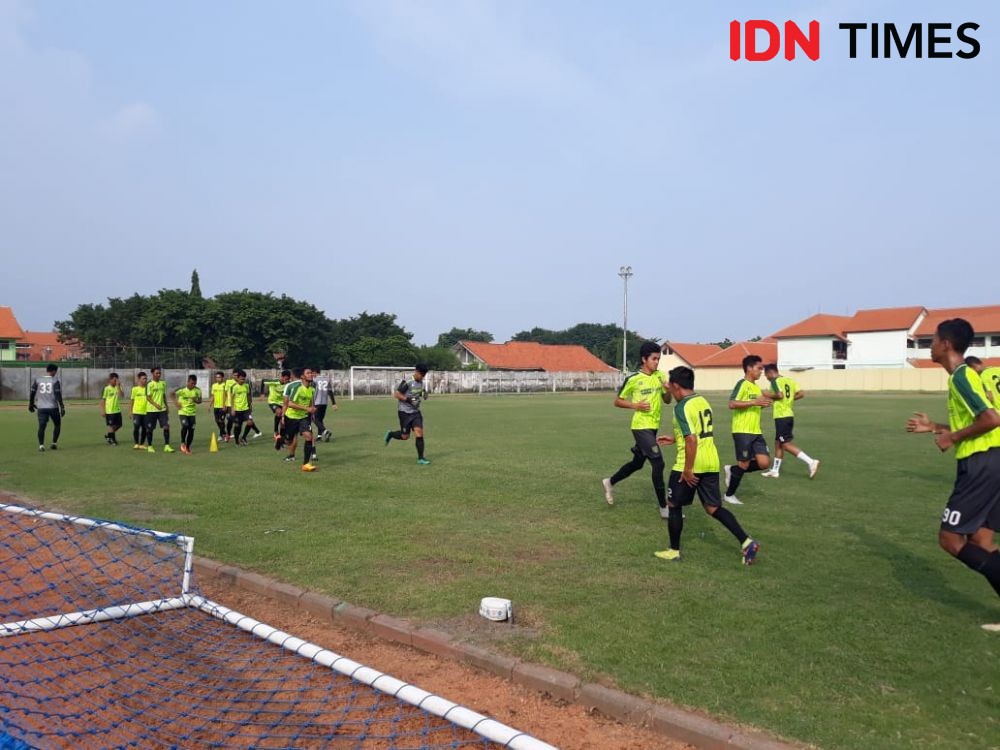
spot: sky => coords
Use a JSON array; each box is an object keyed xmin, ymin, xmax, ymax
[{"xmin": 2, "ymin": 0, "xmax": 998, "ymax": 346}]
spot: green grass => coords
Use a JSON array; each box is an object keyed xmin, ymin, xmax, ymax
[{"xmin": 1, "ymin": 393, "xmax": 998, "ymax": 750}]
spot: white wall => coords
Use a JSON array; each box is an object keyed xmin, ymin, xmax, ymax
[
  {"xmin": 778, "ymin": 338, "xmax": 837, "ymax": 370},
  {"xmin": 847, "ymin": 330, "xmax": 909, "ymax": 368}
]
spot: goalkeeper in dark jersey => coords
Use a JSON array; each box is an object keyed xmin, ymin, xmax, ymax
[
  {"xmin": 29, "ymin": 364, "xmax": 65, "ymax": 451},
  {"xmin": 384, "ymin": 364, "xmax": 430, "ymax": 464}
]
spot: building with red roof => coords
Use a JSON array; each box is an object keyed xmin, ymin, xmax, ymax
[
  {"xmin": 0, "ymin": 307, "xmax": 85, "ymax": 362},
  {"xmin": 452, "ymin": 340, "xmax": 618, "ymax": 372},
  {"xmin": 0, "ymin": 307, "xmax": 26, "ymax": 362},
  {"xmin": 659, "ymin": 342, "xmax": 723, "ymax": 370}
]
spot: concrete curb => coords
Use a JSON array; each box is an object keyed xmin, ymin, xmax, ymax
[{"xmin": 192, "ymin": 556, "xmax": 805, "ymax": 750}]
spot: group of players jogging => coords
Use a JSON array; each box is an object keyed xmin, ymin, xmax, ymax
[
  {"xmin": 602, "ymin": 318, "xmax": 1000, "ymax": 631},
  {"xmin": 30, "ymin": 363, "xmax": 433, "ymax": 472}
]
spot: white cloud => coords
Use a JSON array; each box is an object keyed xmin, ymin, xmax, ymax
[{"xmin": 102, "ymin": 101, "xmax": 161, "ymax": 139}]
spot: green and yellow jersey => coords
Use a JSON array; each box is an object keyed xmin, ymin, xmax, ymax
[
  {"xmin": 980, "ymin": 366, "xmax": 1000, "ymax": 406},
  {"xmin": 230, "ymin": 382, "xmax": 251, "ymax": 411},
  {"xmin": 130, "ymin": 386, "xmax": 148, "ymax": 416},
  {"xmin": 102, "ymin": 385, "xmax": 121, "ymax": 415},
  {"xmin": 145, "ymin": 379, "xmax": 167, "ymax": 413},
  {"xmin": 224, "ymin": 378, "xmax": 237, "ymax": 407},
  {"xmin": 948, "ymin": 364, "xmax": 1000, "ymax": 460},
  {"xmin": 210, "ymin": 382, "xmax": 227, "ymax": 409},
  {"xmin": 284, "ymin": 382, "xmax": 315, "ymax": 420},
  {"xmin": 730, "ymin": 378, "xmax": 763, "ymax": 435},
  {"xmin": 264, "ymin": 379, "xmax": 285, "ymax": 407},
  {"xmin": 671, "ymin": 394, "xmax": 720, "ymax": 474},
  {"xmin": 618, "ymin": 370, "xmax": 668, "ymax": 431},
  {"xmin": 769, "ymin": 375, "xmax": 798, "ymax": 419},
  {"xmin": 176, "ymin": 387, "xmax": 201, "ymax": 417}
]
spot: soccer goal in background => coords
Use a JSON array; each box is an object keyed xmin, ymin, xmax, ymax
[{"xmin": 0, "ymin": 502, "xmax": 554, "ymax": 749}]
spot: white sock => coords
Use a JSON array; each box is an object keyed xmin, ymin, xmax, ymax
[
  {"xmin": 797, "ymin": 452, "xmax": 813, "ymax": 464},
  {"xmin": 772, "ymin": 458, "xmax": 782, "ymax": 473}
]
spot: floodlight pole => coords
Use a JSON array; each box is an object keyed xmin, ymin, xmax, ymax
[{"xmin": 618, "ymin": 265, "xmax": 633, "ymax": 373}]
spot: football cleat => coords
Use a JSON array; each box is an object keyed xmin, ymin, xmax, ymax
[
  {"xmin": 809, "ymin": 460, "xmax": 821, "ymax": 479},
  {"xmin": 742, "ymin": 539, "xmax": 760, "ymax": 566},
  {"xmin": 417, "ymin": 458, "xmax": 431, "ymax": 465},
  {"xmin": 163, "ymin": 445, "xmax": 175, "ymax": 453},
  {"xmin": 654, "ymin": 549, "xmax": 682, "ymax": 562},
  {"xmin": 760, "ymin": 470, "xmax": 779, "ymax": 478},
  {"xmin": 301, "ymin": 463, "xmax": 317, "ymax": 472},
  {"xmin": 602, "ymin": 478, "xmax": 615, "ymax": 505},
  {"xmin": 724, "ymin": 495, "xmax": 743, "ymax": 505}
]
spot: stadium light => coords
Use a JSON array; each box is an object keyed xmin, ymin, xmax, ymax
[{"xmin": 618, "ymin": 265, "xmax": 633, "ymax": 373}]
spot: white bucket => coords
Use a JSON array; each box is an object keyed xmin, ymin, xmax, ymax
[{"xmin": 479, "ymin": 597, "xmax": 513, "ymax": 622}]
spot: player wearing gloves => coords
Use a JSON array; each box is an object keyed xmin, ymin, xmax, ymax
[
  {"xmin": 384, "ymin": 364, "xmax": 431, "ymax": 465},
  {"xmin": 30, "ymin": 364, "xmax": 65, "ymax": 451}
]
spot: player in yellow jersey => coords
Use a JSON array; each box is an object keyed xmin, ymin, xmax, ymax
[
  {"xmin": 966, "ymin": 356, "xmax": 1000, "ymax": 407},
  {"xmin": 722, "ymin": 355, "xmax": 773, "ymax": 505},
  {"xmin": 130, "ymin": 372, "xmax": 149, "ymax": 449},
  {"xmin": 601, "ymin": 342, "xmax": 671, "ymax": 508},
  {"xmin": 653, "ymin": 367, "xmax": 760, "ymax": 565},
  {"xmin": 223, "ymin": 369, "xmax": 239, "ymax": 442},
  {"xmin": 760, "ymin": 364, "xmax": 820, "ymax": 479},
  {"xmin": 144, "ymin": 366, "xmax": 173, "ymax": 453},
  {"xmin": 229, "ymin": 370, "xmax": 259, "ymax": 446},
  {"xmin": 209, "ymin": 371, "xmax": 228, "ymax": 441},
  {"xmin": 282, "ymin": 367, "xmax": 318, "ymax": 471},
  {"xmin": 907, "ymin": 319, "xmax": 1000, "ymax": 632},
  {"xmin": 173, "ymin": 374, "xmax": 203, "ymax": 454},
  {"xmin": 263, "ymin": 370, "xmax": 291, "ymax": 451},
  {"xmin": 99, "ymin": 372, "xmax": 124, "ymax": 446}
]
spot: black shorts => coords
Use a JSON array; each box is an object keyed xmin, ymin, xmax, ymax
[
  {"xmin": 268, "ymin": 403, "xmax": 282, "ymax": 414},
  {"xmin": 775, "ymin": 418, "xmax": 794, "ymax": 444},
  {"xmin": 214, "ymin": 407, "xmax": 227, "ymax": 421},
  {"xmin": 105, "ymin": 413, "xmax": 123, "ymax": 429},
  {"xmin": 668, "ymin": 471, "xmax": 723, "ymax": 507},
  {"xmin": 145, "ymin": 412, "xmax": 169, "ymax": 429},
  {"xmin": 180, "ymin": 415, "xmax": 196, "ymax": 429},
  {"xmin": 398, "ymin": 411, "xmax": 424, "ymax": 435},
  {"xmin": 37, "ymin": 408, "xmax": 61, "ymax": 429},
  {"xmin": 133, "ymin": 414, "xmax": 146, "ymax": 428},
  {"xmin": 629, "ymin": 429, "xmax": 661, "ymax": 461},
  {"xmin": 283, "ymin": 417, "xmax": 312, "ymax": 437},
  {"xmin": 733, "ymin": 433, "xmax": 769, "ymax": 462},
  {"xmin": 234, "ymin": 409, "xmax": 253, "ymax": 425},
  {"xmin": 942, "ymin": 448, "xmax": 1000, "ymax": 535}
]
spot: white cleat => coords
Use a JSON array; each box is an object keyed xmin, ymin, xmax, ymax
[
  {"xmin": 724, "ymin": 495, "xmax": 743, "ymax": 506},
  {"xmin": 982, "ymin": 622, "xmax": 1000, "ymax": 632},
  {"xmin": 37, "ymin": 445, "xmax": 45, "ymax": 452},
  {"xmin": 602, "ymin": 478, "xmax": 615, "ymax": 505},
  {"xmin": 809, "ymin": 460, "xmax": 821, "ymax": 479},
  {"xmin": 761, "ymin": 470, "xmax": 779, "ymax": 478}
]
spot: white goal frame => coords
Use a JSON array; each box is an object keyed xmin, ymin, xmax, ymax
[{"xmin": 349, "ymin": 365, "xmax": 417, "ymax": 401}]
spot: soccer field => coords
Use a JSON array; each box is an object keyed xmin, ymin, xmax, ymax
[{"xmin": 0, "ymin": 392, "xmax": 997, "ymax": 750}]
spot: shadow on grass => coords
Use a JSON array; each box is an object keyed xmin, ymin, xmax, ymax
[{"xmin": 845, "ymin": 523, "xmax": 996, "ymax": 620}]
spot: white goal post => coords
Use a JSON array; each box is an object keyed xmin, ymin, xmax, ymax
[{"xmin": 349, "ymin": 366, "xmax": 420, "ymax": 400}]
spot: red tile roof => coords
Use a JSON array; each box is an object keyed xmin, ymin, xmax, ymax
[
  {"xmin": 458, "ymin": 341, "xmax": 617, "ymax": 372},
  {"xmin": 843, "ymin": 306, "xmax": 925, "ymax": 333},
  {"xmin": 771, "ymin": 314, "xmax": 852, "ymax": 340},
  {"xmin": 913, "ymin": 305, "xmax": 1000, "ymax": 337},
  {"xmin": 20, "ymin": 331, "xmax": 85, "ymax": 361},
  {"xmin": 0, "ymin": 307, "xmax": 26, "ymax": 340},
  {"xmin": 697, "ymin": 340, "xmax": 778, "ymax": 368},
  {"xmin": 661, "ymin": 342, "xmax": 723, "ymax": 366}
]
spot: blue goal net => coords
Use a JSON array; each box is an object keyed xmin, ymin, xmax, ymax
[{"xmin": 0, "ymin": 503, "xmax": 554, "ymax": 750}]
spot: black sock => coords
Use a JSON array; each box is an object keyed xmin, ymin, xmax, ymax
[
  {"xmin": 303, "ymin": 443, "xmax": 313, "ymax": 464},
  {"xmin": 274, "ymin": 416, "xmax": 281, "ymax": 434},
  {"xmin": 957, "ymin": 545, "xmax": 1000, "ymax": 598},
  {"xmin": 110, "ymin": 432, "xmax": 118, "ymax": 444},
  {"xmin": 37, "ymin": 425, "xmax": 45, "ymax": 445},
  {"xmin": 651, "ymin": 458, "xmax": 666, "ymax": 506},
  {"xmin": 610, "ymin": 453, "xmax": 646, "ymax": 485},
  {"xmin": 52, "ymin": 422, "xmax": 61, "ymax": 444},
  {"xmin": 668, "ymin": 506, "xmax": 684, "ymax": 550},
  {"xmin": 180, "ymin": 426, "xmax": 188, "ymax": 445},
  {"xmin": 163, "ymin": 428, "xmax": 170, "ymax": 446},
  {"xmin": 147, "ymin": 429, "xmax": 154, "ymax": 446},
  {"xmin": 726, "ymin": 466, "xmax": 745, "ymax": 496},
  {"xmin": 133, "ymin": 425, "xmax": 141, "ymax": 444},
  {"xmin": 711, "ymin": 507, "xmax": 748, "ymax": 545},
  {"xmin": 416, "ymin": 437, "xmax": 425, "ymax": 459},
  {"xmin": 186, "ymin": 430, "xmax": 194, "ymax": 449},
  {"xmin": 226, "ymin": 417, "xmax": 234, "ymax": 437},
  {"xmin": 242, "ymin": 424, "xmax": 252, "ymax": 440},
  {"xmin": 389, "ymin": 430, "xmax": 403, "ymax": 440},
  {"xmin": 745, "ymin": 462, "xmax": 760, "ymax": 474}
]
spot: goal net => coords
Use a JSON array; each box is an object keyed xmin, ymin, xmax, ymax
[{"xmin": 0, "ymin": 502, "xmax": 552, "ymax": 749}]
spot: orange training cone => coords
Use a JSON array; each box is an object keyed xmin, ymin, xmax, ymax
[{"xmin": 209, "ymin": 432, "xmax": 219, "ymax": 453}]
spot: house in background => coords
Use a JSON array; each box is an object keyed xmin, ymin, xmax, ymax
[
  {"xmin": 908, "ymin": 305, "xmax": 1000, "ymax": 365},
  {"xmin": 659, "ymin": 342, "xmax": 723, "ymax": 371},
  {"xmin": 0, "ymin": 306, "xmax": 84, "ymax": 362},
  {"xmin": 452, "ymin": 340, "xmax": 618, "ymax": 372},
  {"xmin": 771, "ymin": 313, "xmax": 853, "ymax": 370},
  {"xmin": 696, "ymin": 340, "xmax": 778, "ymax": 370},
  {"xmin": 841, "ymin": 306, "xmax": 926, "ymax": 368}
]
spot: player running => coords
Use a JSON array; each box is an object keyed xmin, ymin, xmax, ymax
[
  {"xmin": 282, "ymin": 367, "xmax": 317, "ymax": 471},
  {"xmin": 722, "ymin": 355, "xmax": 772, "ymax": 504},
  {"xmin": 209, "ymin": 371, "xmax": 228, "ymax": 440},
  {"xmin": 654, "ymin": 366, "xmax": 760, "ymax": 565},
  {"xmin": 312, "ymin": 368, "xmax": 337, "ymax": 444},
  {"xmin": 229, "ymin": 370, "xmax": 259, "ymax": 445},
  {"xmin": 174, "ymin": 375, "xmax": 202, "ymax": 454},
  {"xmin": 384, "ymin": 364, "xmax": 431, "ymax": 465},
  {"xmin": 966, "ymin": 356, "xmax": 1000, "ymax": 407},
  {"xmin": 907, "ymin": 319, "xmax": 1000, "ymax": 633},
  {"xmin": 263, "ymin": 370, "xmax": 291, "ymax": 451},
  {"xmin": 760, "ymin": 364, "xmax": 820, "ymax": 479},
  {"xmin": 601, "ymin": 342, "xmax": 670, "ymax": 507}
]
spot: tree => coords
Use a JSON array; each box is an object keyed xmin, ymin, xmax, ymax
[
  {"xmin": 512, "ymin": 322, "xmax": 655, "ymax": 367},
  {"xmin": 190, "ymin": 269, "xmax": 202, "ymax": 299},
  {"xmin": 417, "ymin": 345, "xmax": 460, "ymax": 371},
  {"xmin": 436, "ymin": 327, "xmax": 493, "ymax": 349},
  {"xmin": 710, "ymin": 338, "xmax": 735, "ymax": 349},
  {"xmin": 337, "ymin": 335, "xmax": 418, "ymax": 367}
]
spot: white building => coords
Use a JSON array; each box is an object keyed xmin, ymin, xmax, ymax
[{"xmin": 774, "ymin": 305, "xmax": 1000, "ymax": 370}]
